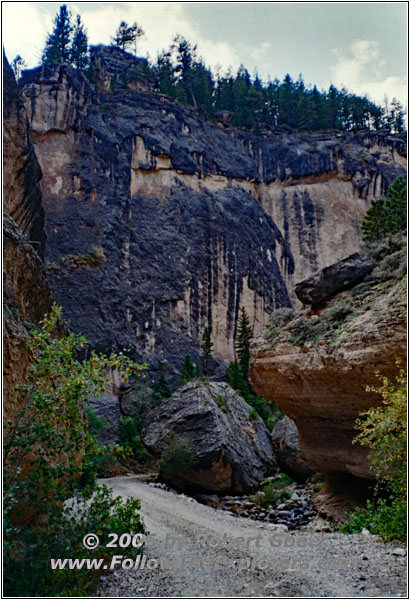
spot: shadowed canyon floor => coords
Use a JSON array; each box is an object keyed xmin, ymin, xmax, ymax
[{"xmin": 96, "ymin": 477, "xmax": 406, "ymax": 597}]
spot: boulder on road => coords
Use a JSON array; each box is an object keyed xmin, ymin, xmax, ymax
[{"xmin": 141, "ymin": 381, "xmax": 275, "ymax": 493}]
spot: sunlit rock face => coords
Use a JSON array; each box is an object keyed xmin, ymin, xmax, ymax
[{"xmin": 19, "ymin": 46, "xmax": 406, "ymax": 369}]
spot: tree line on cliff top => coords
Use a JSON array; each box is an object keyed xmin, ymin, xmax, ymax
[{"xmin": 12, "ymin": 4, "xmax": 406, "ymax": 135}]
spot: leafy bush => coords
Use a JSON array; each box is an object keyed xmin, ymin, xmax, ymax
[
  {"xmin": 119, "ymin": 415, "xmax": 149, "ymax": 462},
  {"xmin": 372, "ymin": 249, "xmax": 406, "ymax": 282},
  {"xmin": 289, "ymin": 315, "xmax": 327, "ymax": 345},
  {"xmin": 342, "ymin": 365, "xmax": 406, "ymax": 541},
  {"xmin": 3, "ymin": 304, "xmax": 147, "ymax": 596},
  {"xmin": 322, "ymin": 298, "xmax": 354, "ymax": 323},
  {"xmin": 4, "ymin": 485, "xmax": 145, "ymax": 597},
  {"xmin": 159, "ymin": 434, "xmax": 199, "ymax": 483},
  {"xmin": 249, "ymin": 407, "xmax": 258, "ymax": 421},
  {"xmin": 265, "ymin": 307, "xmax": 295, "ymax": 337},
  {"xmin": 341, "ymin": 497, "xmax": 406, "ymax": 541},
  {"xmin": 253, "ymin": 475, "xmax": 293, "ymax": 508},
  {"xmin": 216, "ymin": 394, "xmax": 227, "ymax": 412}
]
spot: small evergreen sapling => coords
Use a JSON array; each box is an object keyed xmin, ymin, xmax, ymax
[
  {"xmin": 201, "ymin": 327, "xmax": 213, "ymax": 375},
  {"xmin": 235, "ymin": 307, "xmax": 253, "ymax": 381}
]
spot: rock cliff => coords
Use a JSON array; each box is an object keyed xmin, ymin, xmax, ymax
[
  {"xmin": 3, "ymin": 55, "xmax": 55, "ymax": 424},
  {"xmin": 3, "ymin": 51, "xmax": 45, "ymax": 256},
  {"xmin": 249, "ymin": 236, "xmax": 407, "ymax": 520},
  {"xmin": 19, "ymin": 46, "xmax": 406, "ymax": 369}
]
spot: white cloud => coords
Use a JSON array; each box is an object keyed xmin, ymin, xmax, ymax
[{"xmin": 329, "ymin": 38, "xmax": 407, "ymax": 108}]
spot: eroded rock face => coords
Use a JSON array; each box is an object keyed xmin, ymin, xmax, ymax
[
  {"xmin": 249, "ymin": 252, "xmax": 406, "ymax": 520},
  {"xmin": 141, "ymin": 381, "xmax": 275, "ymax": 493},
  {"xmin": 271, "ymin": 416, "xmax": 317, "ymax": 483},
  {"xmin": 18, "ymin": 47, "xmax": 406, "ymax": 369},
  {"xmin": 3, "ymin": 55, "xmax": 54, "ymax": 424},
  {"xmin": 3, "ymin": 52, "xmax": 45, "ymax": 255}
]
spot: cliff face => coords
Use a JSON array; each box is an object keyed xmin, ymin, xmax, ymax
[
  {"xmin": 3, "ymin": 51, "xmax": 45, "ymax": 256},
  {"xmin": 3, "ymin": 55, "xmax": 54, "ymax": 424},
  {"xmin": 249, "ymin": 239, "xmax": 407, "ymax": 520},
  {"xmin": 19, "ymin": 46, "xmax": 406, "ymax": 367}
]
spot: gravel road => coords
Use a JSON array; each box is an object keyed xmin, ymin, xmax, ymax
[{"xmin": 96, "ymin": 476, "xmax": 407, "ymax": 597}]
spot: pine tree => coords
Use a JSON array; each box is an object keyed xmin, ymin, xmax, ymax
[
  {"xmin": 152, "ymin": 374, "xmax": 171, "ymax": 401},
  {"xmin": 11, "ymin": 55, "xmax": 26, "ymax": 80},
  {"xmin": 361, "ymin": 199, "xmax": 387, "ymax": 241},
  {"xmin": 361, "ymin": 177, "xmax": 407, "ymax": 241},
  {"xmin": 226, "ymin": 361, "xmax": 249, "ymax": 398},
  {"xmin": 112, "ymin": 21, "xmax": 144, "ymax": 53},
  {"xmin": 70, "ymin": 15, "xmax": 88, "ymax": 69},
  {"xmin": 385, "ymin": 177, "xmax": 407, "ymax": 234},
  {"xmin": 42, "ymin": 4, "xmax": 73, "ymax": 65},
  {"xmin": 179, "ymin": 354, "xmax": 195, "ymax": 384},
  {"xmin": 201, "ymin": 327, "xmax": 213, "ymax": 376},
  {"xmin": 235, "ymin": 307, "xmax": 253, "ymax": 381}
]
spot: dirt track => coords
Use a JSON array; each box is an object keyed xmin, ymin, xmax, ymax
[{"xmin": 96, "ymin": 476, "xmax": 407, "ymax": 597}]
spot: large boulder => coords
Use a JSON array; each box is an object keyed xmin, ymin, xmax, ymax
[
  {"xmin": 271, "ymin": 416, "xmax": 317, "ymax": 483},
  {"xmin": 141, "ymin": 381, "xmax": 275, "ymax": 493},
  {"xmin": 295, "ymin": 253, "xmax": 375, "ymax": 306}
]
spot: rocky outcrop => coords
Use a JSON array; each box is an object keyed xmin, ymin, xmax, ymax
[
  {"xmin": 271, "ymin": 416, "xmax": 317, "ymax": 483},
  {"xmin": 295, "ymin": 252, "xmax": 375, "ymax": 305},
  {"xmin": 141, "ymin": 381, "xmax": 275, "ymax": 493},
  {"xmin": 249, "ymin": 243, "xmax": 406, "ymax": 520},
  {"xmin": 18, "ymin": 47, "xmax": 406, "ymax": 370},
  {"xmin": 3, "ymin": 52, "xmax": 45, "ymax": 255}
]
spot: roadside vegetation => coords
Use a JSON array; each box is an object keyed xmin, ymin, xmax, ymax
[
  {"xmin": 4, "ymin": 305, "xmax": 147, "ymax": 597},
  {"xmin": 341, "ymin": 366, "xmax": 407, "ymax": 541}
]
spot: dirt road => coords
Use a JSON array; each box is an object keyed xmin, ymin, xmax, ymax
[{"xmin": 97, "ymin": 476, "xmax": 406, "ymax": 597}]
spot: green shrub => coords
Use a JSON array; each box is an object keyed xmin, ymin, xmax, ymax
[
  {"xmin": 289, "ymin": 315, "xmax": 327, "ymax": 345},
  {"xmin": 342, "ymin": 365, "xmax": 406, "ymax": 541},
  {"xmin": 341, "ymin": 496, "xmax": 406, "ymax": 541},
  {"xmin": 253, "ymin": 475, "xmax": 293, "ymax": 508},
  {"xmin": 3, "ymin": 304, "xmax": 147, "ymax": 596},
  {"xmin": 216, "ymin": 394, "xmax": 227, "ymax": 412},
  {"xmin": 322, "ymin": 298, "xmax": 354, "ymax": 324},
  {"xmin": 119, "ymin": 415, "xmax": 149, "ymax": 463},
  {"xmin": 159, "ymin": 434, "xmax": 198, "ymax": 482},
  {"xmin": 265, "ymin": 307, "xmax": 295, "ymax": 338},
  {"xmin": 249, "ymin": 407, "xmax": 258, "ymax": 420}
]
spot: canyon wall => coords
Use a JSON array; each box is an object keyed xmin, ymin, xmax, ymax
[
  {"xmin": 249, "ymin": 243, "xmax": 407, "ymax": 520},
  {"xmin": 3, "ymin": 55, "xmax": 55, "ymax": 424},
  {"xmin": 19, "ymin": 46, "xmax": 406, "ymax": 369}
]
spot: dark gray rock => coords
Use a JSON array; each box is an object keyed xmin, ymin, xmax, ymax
[
  {"xmin": 271, "ymin": 416, "xmax": 317, "ymax": 483},
  {"xmin": 295, "ymin": 253, "xmax": 375, "ymax": 305},
  {"xmin": 119, "ymin": 383, "xmax": 153, "ymax": 416},
  {"xmin": 89, "ymin": 393, "xmax": 120, "ymax": 444},
  {"xmin": 141, "ymin": 381, "xmax": 275, "ymax": 493}
]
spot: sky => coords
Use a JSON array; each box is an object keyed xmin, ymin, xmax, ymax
[{"xmin": 2, "ymin": 1, "xmax": 408, "ymax": 108}]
